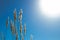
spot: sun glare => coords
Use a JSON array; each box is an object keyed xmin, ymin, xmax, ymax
[{"xmin": 39, "ymin": 0, "xmax": 60, "ymax": 18}]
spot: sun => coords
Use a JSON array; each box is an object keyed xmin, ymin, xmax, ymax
[{"xmin": 39, "ymin": 0, "xmax": 60, "ymax": 18}]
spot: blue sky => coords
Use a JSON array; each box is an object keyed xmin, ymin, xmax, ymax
[{"xmin": 0, "ymin": 0, "xmax": 60, "ymax": 40}]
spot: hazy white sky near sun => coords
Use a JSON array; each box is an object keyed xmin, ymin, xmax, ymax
[{"xmin": 38, "ymin": 0, "xmax": 60, "ymax": 18}]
